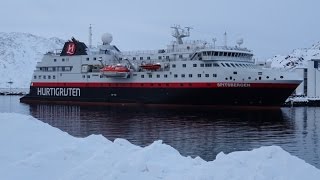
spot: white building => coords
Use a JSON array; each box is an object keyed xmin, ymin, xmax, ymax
[{"xmin": 292, "ymin": 59, "xmax": 320, "ymax": 97}]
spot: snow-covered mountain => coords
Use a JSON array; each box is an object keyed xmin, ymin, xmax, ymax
[
  {"xmin": 267, "ymin": 41, "xmax": 320, "ymax": 69},
  {"xmin": 0, "ymin": 32, "xmax": 64, "ymax": 89}
]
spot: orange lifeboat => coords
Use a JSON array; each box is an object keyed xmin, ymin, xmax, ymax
[
  {"xmin": 140, "ymin": 63, "xmax": 161, "ymax": 71},
  {"xmin": 100, "ymin": 64, "xmax": 130, "ymax": 78}
]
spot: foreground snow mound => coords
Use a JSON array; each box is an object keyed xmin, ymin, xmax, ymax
[{"xmin": 0, "ymin": 113, "xmax": 319, "ymax": 180}]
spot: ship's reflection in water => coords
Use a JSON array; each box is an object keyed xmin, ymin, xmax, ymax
[{"xmin": 30, "ymin": 104, "xmax": 319, "ymax": 168}]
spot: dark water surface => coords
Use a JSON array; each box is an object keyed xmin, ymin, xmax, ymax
[{"xmin": 1, "ymin": 96, "xmax": 319, "ymax": 168}]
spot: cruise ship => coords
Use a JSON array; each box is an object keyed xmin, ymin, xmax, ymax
[{"xmin": 20, "ymin": 25, "xmax": 302, "ymax": 107}]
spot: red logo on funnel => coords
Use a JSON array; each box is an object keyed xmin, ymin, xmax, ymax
[{"xmin": 66, "ymin": 43, "xmax": 76, "ymax": 55}]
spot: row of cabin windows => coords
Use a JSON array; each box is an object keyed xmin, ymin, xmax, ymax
[
  {"xmin": 121, "ymin": 55, "xmax": 186, "ymax": 61},
  {"xmin": 53, "ymin": 58, "xmax": 69, "ymax": 62},
  {"xmin": 54, "ymin": 57, "xmax": 101, "ymax": 62},
  {"xmin": 38, "ymin": 66, "xmax": 73, "ymax": 72},
  {"xmin": 202, "ymin": 51, "xmax": 252, "ymax": 58},
  {"xmin": 85, "ymin": 57, "xmax": 102, "ymax": 61},
  {"xmin": 81, "ymin": 74, "xmax": 281, "ymax": 80},
  {"xmin": 171, "ymin": 63, "xmax": 253, "ymax": 68},
  {"xmin": 34, "ymin": 75, "xmax": 56, "ymax": 79},
  {"xmin": 140, "ymin": 74, "xmax": 217, "ymax": 78}
]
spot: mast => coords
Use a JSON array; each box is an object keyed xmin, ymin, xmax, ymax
[
  {"xmin": 171, "ymin": 25, "xmax": 192, "ymax": 44},
  {"xmin": 89, "ymin": 24, "xmax": 92, "ymax": 48},
  {"xmin": 224, "ymin": 31, "xmax": 227, "ymax": 47}
]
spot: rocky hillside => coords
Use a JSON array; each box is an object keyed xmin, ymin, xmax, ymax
[{"xmin": 266, "ymin": 41, "xmax": 320, "ymax": 69}]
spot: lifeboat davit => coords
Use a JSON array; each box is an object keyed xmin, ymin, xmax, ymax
[
  {"xmin": 100, "ymin": 64, "xmax": 130, "ymax": 78},
  {"xmin": 140, "ymin": 63, "xmax": 161, "ymax": 71}
]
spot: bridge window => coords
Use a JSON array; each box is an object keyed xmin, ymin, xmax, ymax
[
  {"xmin": 230, "ymin": 63, "xmax": 235, "ymax": 67},
  {"xmin": 221, "ymin": 63, "xmax": 225, "ymax": 67},
  {"xmin": 224, "ymin": 52, "xmax": 227, "ymax": 56},
  {"xmin": 212, "ymin": 63, "xmax": 219, "ymax": 67},
  {"xmin": 214, "ymin": 52, "xmax": 218, "ymax": 56},
  {"xmin": 228, "ymin": 52, "xmax": 231, "ymax": 56},
  {"xmin": 219, "ymin": 52, "xmax": 223, "ymax": 56},
  {"xmin": 225, "ymin": 63, "xmax": 231, "ymax": 67}
]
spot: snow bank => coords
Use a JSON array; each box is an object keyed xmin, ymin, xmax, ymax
[{"xmin": 0, "ymin": 113, "xmax": 319, "ymax": 180}]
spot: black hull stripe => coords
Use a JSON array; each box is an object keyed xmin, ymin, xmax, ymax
[{"xmin": 22, "ymin": 86, "xmax": 298, "ymax": 106}]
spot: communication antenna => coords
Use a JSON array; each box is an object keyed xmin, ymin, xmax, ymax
[
  {"xmin": 89, "ymin": 24, "xmax": 92, "ymax": 48},
  {"xmin": 224, "ymin": 31, "xmax": 227, "ymax": 47},
  {"xmin": 212, "ymin": 38, "xmax": 217, "ymax": 48}
]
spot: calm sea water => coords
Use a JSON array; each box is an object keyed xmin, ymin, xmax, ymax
[{"xmin": 1, "ymin": 96, "xmax": 319, "ymax": 168}]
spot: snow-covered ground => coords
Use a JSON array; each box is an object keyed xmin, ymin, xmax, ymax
[
  {"xmin": 0, "ymin": 113, "xmax": 319, "ymax": 180},
  {"xmin": 0, "ymin": 32, "xmax": 64, "ymax": 90}
]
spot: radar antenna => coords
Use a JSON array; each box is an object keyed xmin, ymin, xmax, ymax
[
  {"xmin": 237, "ymin": 38, "xmax": 244, "ymax": 47},
  {"xmin": 171, "ymin": 25, "xmax": 192, "ymax": 44}
]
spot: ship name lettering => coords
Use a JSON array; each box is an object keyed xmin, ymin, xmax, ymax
[
  {"xmin": 217, "ymin": 83, "xmax": 251, "ymax": 88},
  {"xmin": 37, "ymin": 88, "xmax": 81, "ymax": 97}
]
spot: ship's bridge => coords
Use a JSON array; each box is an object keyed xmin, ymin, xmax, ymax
[{"xmin": 194, "ymin": 48, "xmax": 254, "ymax": 63}]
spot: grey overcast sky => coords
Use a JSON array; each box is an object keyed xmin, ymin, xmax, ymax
[{"xmin": 1, "ymin": 0, "xmax": 319, "ymax": 60}]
